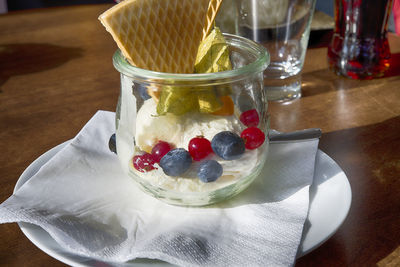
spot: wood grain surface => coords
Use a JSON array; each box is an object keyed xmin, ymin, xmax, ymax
[{"xmin": 1, "ymin": 4, "xmax": 399, "ymax": 266}]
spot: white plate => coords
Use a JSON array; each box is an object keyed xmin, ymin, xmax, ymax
[{"xmin": 15, "ymin": 142, "xmax": 351, "ymax": 266}]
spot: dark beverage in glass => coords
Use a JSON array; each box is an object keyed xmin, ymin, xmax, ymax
[{"xmin": 328, "ymin": 0, "xmax": 393, "ymax": 79}]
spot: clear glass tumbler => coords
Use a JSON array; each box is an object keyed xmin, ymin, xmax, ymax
[
  {"xmin": 236, "ymin": 0, "xmax": 316, "ymax": 102},
  {"xmin": 113, "ymin": 34, "xmax": 270, "ymax": 206}
]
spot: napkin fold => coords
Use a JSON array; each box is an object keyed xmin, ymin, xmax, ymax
[{"xmin": 0, "ymin": 111, "xmax": 319, "ymax": 267}]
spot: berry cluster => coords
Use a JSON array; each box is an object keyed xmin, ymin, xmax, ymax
[{"xmin": 132, "ymin": 109, "xmax": 265, "ymax": 183}]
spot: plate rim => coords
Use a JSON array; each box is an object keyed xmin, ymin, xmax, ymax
[{"xmin": 15, "ymin": 142, "xmax": 352, "ymax": 266}]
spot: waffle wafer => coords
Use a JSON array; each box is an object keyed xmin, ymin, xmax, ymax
[
  {"xmin": 202, "ymin": 0, "xmax": 224, "ymax": 41},
  {"xmin": 99, "ymin": 0, "xmax": 210, "ymax": 73}
]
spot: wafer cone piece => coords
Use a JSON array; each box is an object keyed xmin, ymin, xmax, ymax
[
  {"xmin": 146, "ymin": 0, "xmax": 225, "ymax": 102},
  {"xmin": 202, "ymin": 0, "xmax": 224, "ymax": 41},
  {"xmin": 99, "ymin": 0, "xmax": 210, "ymax": 74}
]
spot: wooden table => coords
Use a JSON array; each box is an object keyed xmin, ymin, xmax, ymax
[{"xmin": 1, "ymin": 4, "xmax": 399, "ymax": 266}]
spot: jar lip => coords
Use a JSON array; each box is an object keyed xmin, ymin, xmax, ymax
[{"xmin": 112, "ymin": 33, "xmax": 269, "ymax": 82}]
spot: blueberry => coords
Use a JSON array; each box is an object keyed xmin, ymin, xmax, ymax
[
  {"xmin": 211, "ymin": 131, "xmax": 245, "ymax": 160},
  {"xmin": 136, "ymin": 83, "xmax": 151, "ymax": 100},
  {"xmin": 160, "ymin": 148, "xmax": 192, "ymax": 176},
  {"xmin": 198, "ymin": 160, "xmax": 223, "ymax": 183},
  {"xmin": 109, "ymin": 133, "xmax": 117, "ymax": 154}
]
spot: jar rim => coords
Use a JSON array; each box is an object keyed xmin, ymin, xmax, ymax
[{"xmin": 112, "ymin": 33, "xmax": 269, "ymax": 83}]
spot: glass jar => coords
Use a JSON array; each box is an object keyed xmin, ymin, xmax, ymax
[{"xmin": 113, "ymin": 33, "xmax": 270, "ymax": 206}]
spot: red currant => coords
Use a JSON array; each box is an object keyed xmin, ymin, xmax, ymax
[
  {"xmin": 151, "ymin": 141, "xmax": 172, "ymax": 162},
  {"xmin": 240, "ymin": 109, "xmax": 260, "ymax": 127},
  {"xmin": 241, "ymin": 127, "xmax": 265, "ymax": 150},
  {"xmin": 188, "ymin": 136, "xmax": 213, "ymax": 161},
  {"xmin": 132, "ymin": 153, "xmax": 156, "ymax": 172}
]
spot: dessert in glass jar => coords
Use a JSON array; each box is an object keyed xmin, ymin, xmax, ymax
[
  {"xmin": 113, "ymin": 34, "xmax": 270, "ymax": 206},
  {"xmin": 99, "ymin": 0, "xmax": 270, "ymax": 206}
]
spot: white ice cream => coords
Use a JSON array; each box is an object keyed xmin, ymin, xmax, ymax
[
  {"xmin": 135, "ymin": 99, "xmax": 244, "ymax": 152},
  {"xmin": 128, "ymin": 99, "xmax": 263, "ymax": 193},
  {"xmin": 131, "ymin": 148, "xmax": 262, "ymax": 192}
]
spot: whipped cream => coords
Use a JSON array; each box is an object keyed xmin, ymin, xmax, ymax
[
  {"xmin": 128, "ymin": 99, "xmax": 263, "ymax": 193},
  {"xmin": 131, "ymin": 148, "xmax": 262, "ymax": 192},
  {"xmin": 135, "ymin": 99, "xmax": 243, "ymax": 152}
]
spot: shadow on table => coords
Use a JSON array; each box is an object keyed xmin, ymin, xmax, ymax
[
  {"xmin": 296, "ymin": 115, "xmax": 400, "ymax": 265},
  {"xmin": 0, "ymin": 43, "xmax": 83, "ymax": 89}
]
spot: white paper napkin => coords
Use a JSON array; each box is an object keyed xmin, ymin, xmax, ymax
[{"xmin": 0, "ymin": 111, "xmax": 319, "ymax": 267}]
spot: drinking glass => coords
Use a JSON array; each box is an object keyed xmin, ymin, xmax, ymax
[{"xmin": 236, "ymin": 0, "xmax": 316, "ymax": 101}]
